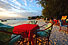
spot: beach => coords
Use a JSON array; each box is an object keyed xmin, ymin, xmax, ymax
[
  {"xmin": 0, "ymin": 19, "xmax": 68, "ymax": 45},
  {"xmin": 0, "ymin": 19, "xmax": 46, "ymax": 27}
]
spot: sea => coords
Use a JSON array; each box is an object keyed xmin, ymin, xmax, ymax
[{"xmin": 0, "ymin": 18, "xmax": 30, "ymax": 27}]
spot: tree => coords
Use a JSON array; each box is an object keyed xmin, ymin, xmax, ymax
[
  {"xmin": 28, "ymin": 17, "xmax": 32, "ymax": 20},
  {"xmin": 38, "ymin": 0, "xmax": 68, "ymax": 19}
]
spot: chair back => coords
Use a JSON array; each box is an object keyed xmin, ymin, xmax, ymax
[{"xmin": 59, "ymin": 20, "xmax": 63, "ymax": 26}]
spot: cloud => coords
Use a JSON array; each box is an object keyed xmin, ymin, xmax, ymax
[
  {"xmin": 11, "ymin": 0, "xmax": 21, "ymax": 6},
  {"xmin": 0, "ymin": 10, "xmax": 24, "ymax": 19},
  {"xmin": 0, "ymin": 8, "xmax": 6, "ymax": 12},
  {"xmin": 19, "ymin": 11, "xmax": 42, "ymax": 17},
  {"xmin": 0, "ymin": 7, "xmax": 24, "ymax": 19},
  {"xmin": 11, "ymin": 0, "xmax": 16, "ymax": 2},
  {"xmin": 0, "ymin": 0, "xmax": 42, "ymax": 19},
  {"xmin": 0, "ymin": 0, "xmax": 21, "ymax": 10},
  {"xmin": 0, "ymin": 0, "xmax": 8, "ymax": 3},
  {"xmin": 36, "ymin": 4, "xmax": 40, "ymax": 7},
  {"xmin": 8, "ymin": 1, "xmax": 21, "ymax": 10},
  {"xmin": 23, "ymin": 0, "xmax": 27, "ymax": 6},
  {"xmin": 30, "ymin": 0, "xmax": 33, "ymax": 2},
  {"xmin": 0, "ymin": 0, "xmax": 26, "ymax": 12},
  {"xmin": 0, "ymin": 1, "xmax": 12, "ymax": 9}
]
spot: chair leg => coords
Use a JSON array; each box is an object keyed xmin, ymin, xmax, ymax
[
  {"xmin": 67, "ymin": 26, "xmax": 68, "ymax": 32},
  {"xmin": 59, "ymin": 26, "xmax": 61, "ymax": 32},
  {"xmin": 22, "ymin": 38, "xmax": 24, "ymax": 44},
  {"xmin": 36, "ymin": 36, "xmax": 37, "ymax": 45},
  {"xmin": 48, "ymin": 37, "xmax": 49, "ymax": 45}
]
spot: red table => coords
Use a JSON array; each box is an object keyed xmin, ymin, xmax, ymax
[{"xmin": 13, "ymin": 24, "xmax": 39, "ymax": 45}]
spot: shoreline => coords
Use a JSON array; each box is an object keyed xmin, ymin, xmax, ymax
[{"xmin": 0, "ymin": 19, "xmax": 46, "ymax": 27}]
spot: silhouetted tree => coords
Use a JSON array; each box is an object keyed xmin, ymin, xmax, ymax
[{"xmin": 38, "ymin": 0, "xmax": 68, "ymax": 18}]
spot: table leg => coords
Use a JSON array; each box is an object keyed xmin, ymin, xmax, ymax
[
  {"xmin": 22, "ymin": 38, "xmax": 24, "ymax": 44},
  {"xmin": 29, "ymin": 41, "xmax": 31, "ymax": 45},
  {"xmin": 36, "ymin": 30, "xmax": 37, "ymax": 45}
]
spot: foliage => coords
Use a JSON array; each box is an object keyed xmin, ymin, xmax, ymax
[
  {"xmin": 28, "ymin": 16, "xmax": 32, "ymax": 20},
  {"xmin": 38, "ymin": 0, "xmax": 68, "ymax": 19},
  {"xmin": 28, "ymin": 16, "xmax": 44, "ymax": 19}
]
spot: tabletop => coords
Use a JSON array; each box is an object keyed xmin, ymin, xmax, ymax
[{"xmin": 13, "ymin": 24, "xmax": 39, "ymax": 45}]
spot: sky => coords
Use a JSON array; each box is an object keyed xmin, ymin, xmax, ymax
[{"xmin": 0, "ymin": 0, "xmax": 42, "ymax": 19}]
